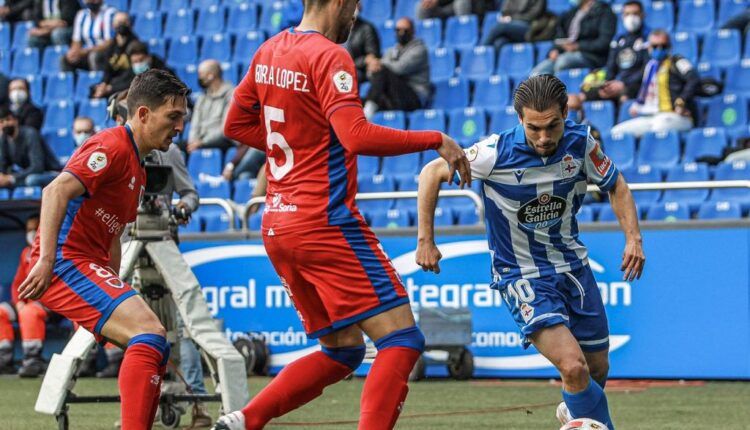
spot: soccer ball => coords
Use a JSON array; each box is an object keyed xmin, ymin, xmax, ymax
[{"xmin": 560, "ymin": 418, "xmax": 609, "ymax": 430}]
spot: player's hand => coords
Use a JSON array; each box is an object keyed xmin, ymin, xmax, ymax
[
  {"xmin": 416, "ymin": 240, "xmax": 442, "ymax": 274},
  {"xmin": 620, "ymin": 238, "xmax": 645, "ymax": 281},
  {"xmin": 436, "ymin": 133, "xmax": 471, "ymax": 189},
  {"xmin": 18, "ymin": 259, "xmax": 54, "ymax": 301}
]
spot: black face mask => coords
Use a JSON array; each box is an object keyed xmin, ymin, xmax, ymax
[
  {"xmin": 86, "ymin": 2, "xmax": 102, "ymax": 13},
  {"xmin": 198, "ymin": 78, "xmax": 210, "ymax": 89},
  {"xmin": 396, "ymin": 31, "xmax": 412, "ymax": 46},
  {"xmin": 2, "ymin": 125, "xmax": 16, "ymax": 137},
  {"xmin": 115, "ymin": 25, "xmax": 130, "ymax": 36}
]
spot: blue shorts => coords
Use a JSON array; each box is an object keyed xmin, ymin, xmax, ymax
[{"xmin": 496, "ymin": 264, "xmax": 610, "ymax": 352}]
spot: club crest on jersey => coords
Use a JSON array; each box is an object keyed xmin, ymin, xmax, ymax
[
  {"xmin": 561, "ymin": 154, "xmax": 580, "ymax": 179},
  {"xmin": 87, "ymin": 152, "xmax": 107, "ymax": 172},
  {"xmin": 520, "ymin": 303, "xmax": 535, "ymax": 323},
  {"xmin": 333, "ymin": 70, "xmax": 353, "ymax": 93}
]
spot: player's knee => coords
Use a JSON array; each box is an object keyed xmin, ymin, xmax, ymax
[
  {"xmin": 128, "ymin": 333, "xmax": 171, "ymax": 366},
  {"xmin": 321, "ymin": 345, "xmax": 366, "ymax": 371},
  {"xmin": 374, "ymin": 325, "xmax": 425, "ymax": 353},
  {"xmin": 558, "ymin": 356, "xmax": 589, "ymax": 385}
]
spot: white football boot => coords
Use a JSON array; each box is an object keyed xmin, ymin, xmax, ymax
[
  {"xmin": 556, "ymin": 401, "xmax": 573, "ymax": 425},
  {"xmin": 211, "ymin": 411, "xmax": 245, "ymax": 430}
]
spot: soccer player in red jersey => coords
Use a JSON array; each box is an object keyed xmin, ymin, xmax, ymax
[
  {"xmin": 17, "ymin": 69, "xmax": 189, "ymax": 430},
  {"xmin": 212, "ymin": 1, "xmax": 471, "ymax": 429}
]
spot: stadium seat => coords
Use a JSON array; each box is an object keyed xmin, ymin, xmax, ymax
[
  {"xmin": 683, "ymin": 127, "xmax": 727, "ymax": 162},
  {"xmin": 41, "ymin": 45, "xmax": 67, "ymax": 76},
  {"xmin": 168, "ymin": 36, "xmax": 198, "ymax": 66},
  {"xmin": 193, "ymin": 0, "xmax": 220, "ymax": 9},
  {"xmin": 232, "ymin": 178, "xmax": 255, "ymax": 203},
  {"xmin": 448, "ymin": 107, "xmax": 487, "ymax": 146},
  {"xmin": 164, "ymin": 8, "xmax": 195, "ymax": 38},
  {"xmin": 455, "ymin": 206, "xmax": 480, "ymax": 225},
  {"xmin": 201, "ymin": 207, "xmax": 232, "ymax": 232},
  {"xmin": 369, "ymin": 208, "xmax": 411, "ymax": 228},
  {"xmin": 697, "ymin": 201, "xmax": 743, "ymax": 220},
  {"xmin": 472, "ymin": 74, "xmax": 510, "ymax": 109},
  {"xmin": 42, "ymin": 100, "xmax": 74, "ymax": 134},
  {"xmin": 663, "ymin": 162, "xmax": 710, "ymax": 212},
  {"xmin": 718, "ymin": 0, "xmax": 748, "ymax": 27},
  {"xmin": 414, "ymin": 18, "xmax": 441, "ymax": 49},
  {"xmin": 188, "ymin": 148, "xmax": 223, "ymax": 179},
  {"xmin": 671, "ymin": 31, "xmax": 698, "ymax": 64},
  {"xmin": 637, "ymin": 131, "xmax": 680, "ymax": 171},
  {"xmin": 697, "ymin": 61, "xmax": 721, "ymax": 81},
  {"xmin": 0, "ymin": 22, "xmax": 10, "ymax": 51},
  {"xmin": 534, "ymin": 40, "xmax": 553, "ymax": 64},
  {"xmin": 227, "ymin": 2, "xmax": 259, "ymax": 34},
  {"xmin": 74, "ymin": 70, "xmax": 104, "ymax": 101},
  {"xmin": 546, "ymin": 0, "xmax": 568, "ymax": 15},
  {"xmin": 431, "ymin": 206, "xmax": 455, "ymax": 226},
  {"xmin": 556, "ymin": 68, "xmax": 589, "ymax": 93},
  {"xmin": 459, "ymin": 46, "xmax": 495, "ymax": 80},
  {"xmin": 602, "ymin": 132, "xmax": 636, "ymax": 171},
  {"xmin": 133, "ymin": 11, "xmax": 163, "ymax": 40},
  {"xmin": 706, "ymin": 94, "xmax": 748, "ymax": 136},
  {"xmin": 488, "ymin": 106, "xmax": 518, "ymax": 133},
  {"xmin": 583, "ymin": 100, "xmax": 615, "ymax": 131},
  {"xmin": 647, "ymin": 201, "xmax": 690, "ymax": 221},
  {"xmin": 77, "ymin": 98, "xmax": 109, "ymax": 129},
  {"xmin": 233, "ymin": 30, "xmax": 266, "ymax": 61},
  {"xmin": 497, "ymin": 43, "xmax": 534, "ymax": 81},
  {"xmin": 162, "ymin": 0, "xmax": 190, "ymax": 12},
  {"xmin": 645, "ymin": 1, "xmax": 674, "ymax": 32},
  {"xmin": 220, "ymin": 61, "xmax": 240, "ymax": 85},
  {"xmin": 429, "ymin": 47, "xmax": 456, "ymax": 81},
  {"xmin": 444, "ymin": 15, "xmax": 478, "ymax": 50},
  {"xmin": 377, "ymin": 20, "xmax": 397, "ymax": 50},
  {"xmin": 0, "ymin": 51, "xmax": 9, "ymax": 74},
  {"xmin": 12, "ymin": 186, "xmax": 42, "ymax": 200},
  {"xmin": 711, "ymin": 160, "xmax": 750, "ymax": 211},
  {"xmin": 382, "ymin": 153, "xmax": 421, "ymax": 177},
  {"xmin": 43, "ymin": 129, "xmax": 75, "ymax": 162},
  {"xmin": 12, "ymin": 21, "xmax": 34, "ymax": 50},
  {"xmin": 372, "ymin": 110, "xmax": 406, "ymax": 130},
  {"xmin": 200, "ymin": 33, "xmax": 232, "ymax": 62},
  {"xmin": 357, "ymin": 174, "xmax": 396, "ymax": 212},
  {"xmin": 396, "ymin": 173, "xmax": 419, "ymax": 191},
  {"xmin": 395, "ymin": 0, "xmax": 420, "ymax": 21},
  {"xmin": 196, "ymin": 5, "xmax": 226, "ymax": 36},
  {"xmin": 43, "ymin": 72, "xmax": 74, "ymax": 103},
  {"xmin": 11, "ymin": 47, "xmax": 39, "ymax": 76},
  {"xmin": 676, "ymin": 0, "xmax": 715, "ymax": 35},
  {"xmin": 617, "ymin": 99, "xmax": 635, "ymax": 124},
  {"xmin": 146, "ymin": 38, "xmax": 167, "ymax": 58},
  {"xmin": 357, "ymin": 156, "xmax": 380, "ymax": 175},
  {"xmin": 576, "ymin": 205, "xmax": 595, "ymax": 223},
  {"xmin": 131, "ymin": 0, "xmax": 158, "ymax": 15},
  {"xmin": 432, "ymin": 77, "xmax": 470, "ymax": 110},
  {"xmin": 0, "ymin": 188, "xmax": 9, "ymax": 201},
  {"xmin": 259, "ymin": 0, "xmax": 286, "ymax": 34},
  {"xmin": 621, "ymin": 164, "xmax": 662, "ymax": 207},
  {"xmin": 25, "ymin": 75, "xmax": 43, "ymax": 106},
  {"xmin": 726, "ymin": 59, "xmax": 750, "ymax": 97},
  {"xmin": 360, "ymin": 0, "xmax": 392, "ymax": 25},
  {"xmin": 409, "ymin": 109, "xmax": 446, "ymax": 132},
  {"xmin": 197, "ymin": 179, "xmax": 231, "ymax": 199},
  {"xmin": 248, "ymin": 209, "xmax": 263, "ymax": 231},
  {"xmin": 700, "ymin": 29, "xmax": 741, "ymax": 69},
  {"xmin": 480, "ymin": 11, "xmax": 499, "ymax": 41}
]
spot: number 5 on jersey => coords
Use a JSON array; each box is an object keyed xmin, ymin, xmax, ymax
[{"xmin": 264, "ymin": 105, "xmax": 294, "ymax": 180}]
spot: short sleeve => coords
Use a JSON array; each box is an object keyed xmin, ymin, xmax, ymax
[
  {"xmin": 463, "ymin": 134, "xmax": 500, "ymax": 180},
  {"xmin": 583, "ymin": 129, "xmax": 619, "ymax": 192},
  {"xmin": 313, "ymin": 46, "xmax": 362, "ymax": 119},
  {"xmin": 63, "ymin": 139, "xmax": 118, "ymax": 197}
]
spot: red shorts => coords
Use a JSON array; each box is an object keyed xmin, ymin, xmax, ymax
[
  {"xmin": 38, "ymin": 256, "xmax": 136, "ymax": 338},
  {"xmin": 264, "ymin": 222, "xmax": 410, "ymax": 338}
]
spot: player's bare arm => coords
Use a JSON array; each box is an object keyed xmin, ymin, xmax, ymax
[
  {"xmin": 18, "ymin": 172, "xmax": 86, "ymax": 300},
  {"xmin": 415, "ymin": 159, "xmax": 452, "ymax": 274},
  {"xmin": 607, "ymin": 173, "xmax": 645, "ymax": 281}
]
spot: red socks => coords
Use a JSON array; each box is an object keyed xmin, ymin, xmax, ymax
[{"xmin": 119, "ymin": 335, "xmax": 169, "ymax": 430}]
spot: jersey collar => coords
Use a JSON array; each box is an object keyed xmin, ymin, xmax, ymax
[
  {"xmin": 124, "ymin": 124, "xmax": 145, "ymax": 166},
  {"xmin": 289, "ymin": 27, "xmax": 321, "ymax": 35}
]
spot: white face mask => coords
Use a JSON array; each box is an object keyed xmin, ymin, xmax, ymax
[
  {"xmin": 26, "ymin": 230, "xmax": 36, "ymax": 246},
  {"xmin": 623, "ymin": 15, "xmax": 642, "ymax": 33},
  {"xmin": 74, "ymin": 131, "xmax": 93, "ymax": 147},
  {"xmin": 9, "ymin": 89, "xmax": 28, "ymax": 105}
]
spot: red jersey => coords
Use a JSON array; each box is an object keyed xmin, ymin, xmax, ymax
[
  {"xmin": 31, "ymin": 125, "xmax": 145, "ymax": 265},
  {"xmin": 233, "ymin": 29, "xmax": 372, "ymax": 235}
]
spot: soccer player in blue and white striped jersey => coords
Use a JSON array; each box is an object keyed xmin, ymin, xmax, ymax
[
  {"xmin": 63, "ymin": 0, "xmax": 117, "ymax": 72},
  {"xmin": 417, "ymin": 75, "xmax": 645, "ymax": 429}
]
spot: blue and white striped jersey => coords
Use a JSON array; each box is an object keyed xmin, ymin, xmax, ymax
[
  {"xmin": 72, "ymin": 5, "xmax": 117, "ymax": 49},
  {"xmin": 466, "ymin": 120, "xmax": 619, "ymax": 283}
]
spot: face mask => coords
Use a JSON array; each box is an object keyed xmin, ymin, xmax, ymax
[
  {"xmin": 396, "ymin": 32, "xmax": 412, "ymax": 46},
  {"xmin": 74, "ymin": 131, "xmax": 92, "ymax": 147},
  {"xmin": 132, "ymin": 61, "xmax": 150, "ymax": 75},
  {"xmin": 198, "ymin": 77, "xmax": 210, "ymax": 89},
  {"xmin": 9, "ymin": 90, "xmax": 28, "ymax": 105},
  {"xmin": 86, "ymin": 2, "xmax": 102, "ymax": 12},
  {"xmin": 651, "ymin": 47, "xmax": 668, "ymax": 62},
  {"xmin": 115, "ymin": 25, "xmax": 130, "ymax": 36},
  {"xmin": 623, "ymin": 15, "xmax": 642, "ymax": 33},
  {"xmin": 26, "ymin": 230, "xmax": 36, "ymax": 246},
  {"xmin": 2, "ymin": 125, "xmax": 16, "ymax": 136}
]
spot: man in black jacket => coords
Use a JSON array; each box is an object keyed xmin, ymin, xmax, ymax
[
  {"xmin": 7, "ymin": 78, "xmax": 43, "ymax": 131},
  {"xmin": 0, "ymin": 0, "xmax": 35, "ymax": 23},
  {"xmin": 27, "ymin": 0, "xmax": 81, "ymax": 48},
  {"xmin": 531, "ymin": 0, "xmax": 616, "ymax": 75},
  {"xmin": 346, "ymin": 4, "xmax": 380, "ymax": 84},
  {"xmin": 0, "ymin": 105, "xmax": 60, "ymax": 188},
  {"xmin": 92, "ymin": 12, "xmax": 139, "ymax": 99}
]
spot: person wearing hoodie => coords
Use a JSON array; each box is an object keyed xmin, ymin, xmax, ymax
[{"xmin": 186, "ymin": 60, "xmax": 235, "ymax": 153}]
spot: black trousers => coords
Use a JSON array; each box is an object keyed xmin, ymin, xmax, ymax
[{"xmin": 366, "ymin": 66, "xmax": 422, "ymax": 112}]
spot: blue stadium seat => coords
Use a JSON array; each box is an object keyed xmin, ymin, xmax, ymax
[
  {"xmin": 41, "ymin": 45, "xmax": 67, "ymax": 76},
  {"xmin": 74, "ymin": 70, "xmax": 104, "ymax": 101},
  {"xmin": 358, "ymin": 156, "xmax": 380, "ymax": 175},
  {"xmin": 233, "ymin": 30, "xmax": 266, "ymax": 62},
  {"xmin": 197, "ymin": 180, "xmax": 231, "ymax": 199},
  {"xmin": 726, "ymin": 59, "xmax": 750, "ymax": 97},
  {"xmin": 12, "ymin": 21, "xmax": 34, "ymax": 50},
  {"xmin": 0, "ymin": 22, "xmax": 10, "ymax": 51},
  {"xmin": 416, "ymin": 18, "xmax": 442, "ymax": 49},
  {"xmin": 164, "ymin": 8, "xmax": 195, "ymax": 38},
  {"xmin": 395, "ymin": 0, "xmax": 420, "ymax": 21},
  {"xmin": 602, "ymin": 132, "xmax": 636, "ymax": 171},
  {"xmin": 357, "ymin": 174, "xmax": 396, "ymax": 212},
  {"xmin": 431, "ymin": 206, "xmax": 455, "ymax": 226},
  {"xmin": 107, "ymin": 0, "xmax": 128, "ymax": 10},
  {"xmin": 201, "ymin": 206, "xmax": 232, "ymax": 232},
  {"xmin": 0, "ymin": 51, "xmax": 9, "ymax": 74},
  {"xmin": 683, "ymin": 127, "xmax": 727, "ymax": 162},
  {"xmin": 227, "ymin": 2, "xmax": 259, "ymax": 34},
  {"xmin": 188, "ymin": 148, "xmax": 223, "ymax": 179},
  {"xmin": 698, "ymin": 201, "xmax": 743, "ymax": 220},
  {"xmin": 497, "ymin": 43, "xmax": 534, "ymax": 81},
  {"xmin": 671, "ymin": 31, "xmax": 698, "ymax": 64},
  {"xmin": 24, "ymin": 75, "xmax": 43, "ymax": 106},
  {"xmin": 647, "ymin": 201, "xmax": 690, "ymax": 221},
  {"xmin": 711, "ymin": 160, "xmax": 750, "ymax": 211},
  {"xmin": 146, "ymin": 38, "xmax": 166, "ymax": 58},
  {"xmin": 162, "ymin": 0, "xmax": 190, "ymax": 12},
  {"xmin": 196, "ymin": 5, "xmax": 226, "ymax": 36},
  {"xmin": 576, "ymin": 205, "xmax": 595, "ymax": 223},
  {"xmin": 259, "ymin": 0, "xmax": 285, "ymax": 34},
  {"xmin": 0, "ymin": 189, "xmax": 10, "ymax": 201},
  {"xmin": 646, "ymin": 1, "xmax": 674, "ymax": 32},
  {"xmin": 663, "ymin": 162, "xmax": 710, "ymax": 212},
  {"xmin": 459, "ymin": 46, "xmax": 495, "ymax": 80},
  {"xmin": 131, "ymin": 0, "xmax": 158, "ymax": 15},
  {"xmin": 193, "ymin": 0, "xmax": 220, "ymax": 9},
  {"xmin": 11, "ymin": 47, "xmax": 39, "ymax": 76},
  {"xmin": 42, "ymin": 100, "xmax": 74, "ymax": 134},
  {"xmin": 676, "ymin": 0, "xmax": 715, "ymax": 35},
  {"xmin": 382, "ymin": 153, "xmax": 421, "ymax": 177},
  {"xmin": 444, "ymin": 15, "xmax": 478, "ymax": 50},
  {"xmin": 455, "ymin": 206, "xmax": 480, "ymax": 225},
  {"xmin": 617, "ymin": 99, "xmax": 635, "ymax": 124},
  {"xmin": 232, "ymin": 178, "xmax": 255, "ymax": 202},
  {"xmin": 706, "ymin": 94, "xmax": 748, "ymax": 136},
  {"xmin": 409, "ymin": 109, "xmax": 446, "ymax": 132},
  {"xmin": 534, "ymin": 40, "xmax": 553, "ymax": 64},
  {"xmin": 472, "ymin": 74, "xmax": 510, "ymax": 109},
  {"xmin": 448, "ymin": 107, "xmax": 487, "ymax": 146},
  {"xmin": 547, "ymin": 0, "xmax": 569, "ymax": 15},
  {"xmin": 360, "ymin": 0, "xmax": 392, "ymax": 25},
  {"xmin": 432, "ymin": 77, "xmax": 470, "ymax": 110},
  {"xmin": 43, "ymin": 129, "xmax": 75, "ymax": 162},
  {"xmin": 369, "ymin": 208, "xmax": 411, "ymax": 228},
  {"xmin": 718, "ymin": 0, "xmax": 748, "ymax": 27},
  {"xmin": 557, "ymin": 68, "xmax": 589, "ymax": 93},
  {"xmin": 77, "ymin": 98, "xmax": 109, "ymax": 129},
  {"xmin": 697, "ymin": 61, "xmax": 721, "ymax": 81},
  {"xmin": 372, "ymin": 110, "xmax": 406, "ymax": 130},
  {"xmin": 583, "ymin": 100, "xmax": 615, "ymax": 132},
  {"xmin": 621, "ymin": 165, "xmax": 662, "ymax": 207},
  {"xmin": 700, "ymin": 29, "xmax": 741, "ymax": 69},
  {"xmin": 12, "ymin": 186, "xmax": 42, "ymax": 200},
  {"xmin": 377, "ymin": 19, "xmax": 397, "ymax": 50},
  {"xmin": 44, "ymin": 72, "xmax": 74, "ymax": 103},
  {"xmin": 480, "ymin": 11, "xmax": 500, "ymax": 41},
  {"xmin": 200, "ymin": 33, "xmax": 232, "ymax": 62},
  {"xmin": 133, "ymin": 11, "xmax": 163, "ymax": 39},
  {"xmin": 220, "ymin": 61, "xmax": 240, "ymax": 85},
  {"xmin": 637, "ymin": 131, "xmax": 681, "ymax": 171},
  {"xmin": 167, "ymin": 36, "xmax": 198, "ymax": 66},
  {"xmin": 488, "ymin": 106, "xmax": 518, "ymax": 133},
  {"xmin": 420, "ymin": 149, "xmax": 441, "ymax": 169},
  {"xmin": 396, "ymin": 174, "xmax": 419, "ymax": 191},
  {"xmin": 429, "ymin": 47, "xmax": 456, "ymax": 81},
  {"xmin": 247, "ymin": 208, "xmax": 264, "ymax": 231}
]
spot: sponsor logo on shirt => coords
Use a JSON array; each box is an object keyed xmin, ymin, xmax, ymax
[
  {"xmin": 517, "ymin": 193, "xmax": 567, "ymax": 230},
  {"xmin": 265, "ymin": 193, "xmax": 298, "ymax": 213},
  {"xmin": 333, "ymin": 70, "xmax": 353, "ymax": 93},
  {"xmin": 588, "ymin": 142, "xmax": 611, "ymax": 176},
  {"xmin": 87, "ymin": 152, "xmax": 107, "ymax": 172},
  {"xmin": 94, "ymin": 207, "xmax": 124, "ymax": 234}
]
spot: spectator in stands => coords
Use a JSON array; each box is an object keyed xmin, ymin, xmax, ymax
[
  {"xmin": 27, "ymin": 0, "xmax": 81, "ymax": 48},
  {"xmin": 610, "ymin": 30, "xmax": 699, "ymax": 137},
  {"xmin": 61, "ymin": 0, "xmax": 117, "ymax": 72},
  {"xmin": 186, "ymin": 60, "xmax": 234, "ymax": 153},
  {"xmin": 223, "ymin": 145, "xmax": 266, "ymax": 181},
  {"xmin": 0, "ymin": 0, "xmax": 35, "ymax": 23},
  {"xmin": 91, "ymin": 12, "xmax": 138, "ymax": 99},
  {"xmin": 8, "ymin": 78, "xmax": 43, "ymax": 131},
  {"xmin": 72, "ymin": 116, "xmax": 94, "ymax": 147},
  {"xmin": 417, "ymin": 0, "xmax": 497, "ymax": 20},
  {"xmin": 0, "ymin": 105, "xmax": 60, "ymax": 188},
  {"xmin": 363, "ymin": 18, "xmax": 430, "ymax": 119},
  {"xmin": 481, "ymin": 0, "xmax": 547, "ymax": 53},
  {"xmin": 126, "ymin": 40, "xmax": 171, "ymax": 78},
  {"xmin": 722, "ymin": 6, "xmax": 750, "ymax": 35},
  {"xmin": 568, "ymin": 1, "xmax": 649, "ymax": 112},
  {"xmin": 346, "ymin": 2, "xmax": 381, "ymax": 84},
  {"xmin": 531, "ymin": 0, "xmax": 616, "ymax": 75}
]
